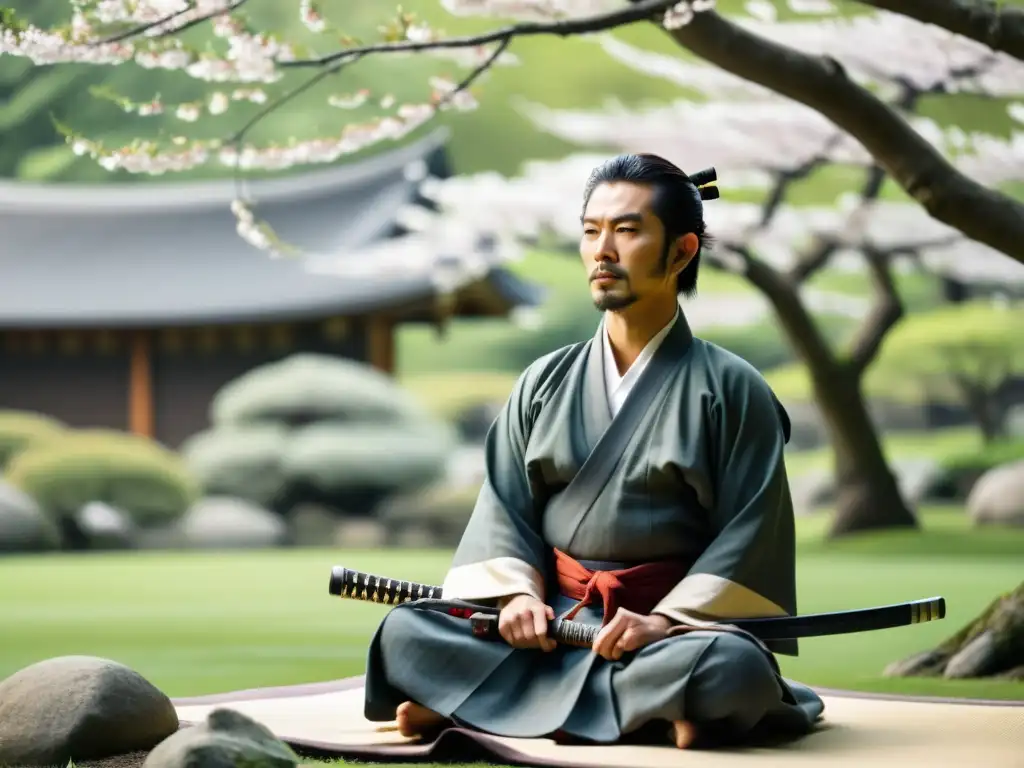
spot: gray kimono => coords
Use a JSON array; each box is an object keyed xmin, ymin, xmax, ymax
[{"xmin": 363, "ymin": 311, "xmax": 825, "ymax": 745}]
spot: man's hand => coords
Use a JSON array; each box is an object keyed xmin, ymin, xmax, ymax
[
  {"xmin": 593, "ymin": 608, "xmax": 672, "ymax": 661},
  {"xmin": 498, "ymin": 594, "xmax": 557, "ymax": 651}
]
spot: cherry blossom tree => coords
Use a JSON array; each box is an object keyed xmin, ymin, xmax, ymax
[
  {"xmin": 397, "ymin": 25, "xmax": 1024, "ymax": 537},
  {"xmin": 1, "ymin": 0, "xmax": 1023, "ymax": 264}
]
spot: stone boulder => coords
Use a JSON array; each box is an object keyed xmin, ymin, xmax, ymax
[
  {"xmin": 967, "ymin": 460, "xmax": 1024, "ymax": 527},
  {"xmin": 0, "ymin": 479, "xmax": 61, "ymax": 552},
  {"xmin": 0, "ymin": 656, "xmax": 179, "ymax": 766},
  {"xmin": 178, "ymin": 496, "xmax": 287, "ymax": 549},
  {"xmin": 73, "ymin": 501, "xmax": 137, "ymax": 550},
  {"xmin": 143, "ymin": 708, "xmax": 297, "ymax": 768}
]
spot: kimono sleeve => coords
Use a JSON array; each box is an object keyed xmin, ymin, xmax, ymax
[
  {"xmin": 653, "ymin": 365, "xmax": 799, "ymax": 656},
  {"xmin": 441, "ymin": 367, "xmax": 549, "ymax": 604}
]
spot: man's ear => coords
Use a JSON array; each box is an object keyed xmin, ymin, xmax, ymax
[{"xmin": 670, "ymin": 233, "xmax": 700, "ymax": 274}]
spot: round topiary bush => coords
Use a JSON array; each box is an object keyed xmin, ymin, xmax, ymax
[
  {"xmin": 281, "ymin": 421, "xmax": 453, "ymax": 492},
  {"xmin": 210, "ymin": 354, "xmax": 434, "ymax": 428},
  {"xmin": 0, "ymin": 410, "xmax": 65, "ymax": 470},
  {"xmin": 185, "ymin": 354, "xmax": 458, "ymax": 516},
  {"xmin": 4, "ymin": 429, "xmax": 199, "ymax": 527},
  {"xmin": 179, "ymin": 424, "xmax": 289, "ymax": 509}
]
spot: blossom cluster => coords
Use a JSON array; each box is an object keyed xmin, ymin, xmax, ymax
[
  {"xmin": 1, "ymin": 0, "xmax": 294, "ymax": 81},
  {"xmin": 1, "ymin": 0, "xmax": 1021, "ymax": 267}
]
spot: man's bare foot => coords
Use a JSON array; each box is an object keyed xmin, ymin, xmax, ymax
[
  {"xmin": 396, "ymin": 701, "xmax": 447, "ymax": 738},
  {"xmin": 670, "ymin": 720, "xmax": 698, "ymax": 749}
]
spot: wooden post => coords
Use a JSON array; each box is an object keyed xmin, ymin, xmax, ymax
[
  {"xmin": 366, "ymin": 315, "xmax": 395, "ymax": 374},
  {"xmin": 129, "ymin": 331, "xmax": 154, "ymax": 438}
]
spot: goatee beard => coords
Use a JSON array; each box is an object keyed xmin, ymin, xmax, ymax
[{"xmin": 593, "ymin": 293, "xmax": 638, "ymax": 311}]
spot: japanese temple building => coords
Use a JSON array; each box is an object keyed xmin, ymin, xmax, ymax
[{"xmin": 0, "ymin": 129, "xmax": 542, "ymax": 447}]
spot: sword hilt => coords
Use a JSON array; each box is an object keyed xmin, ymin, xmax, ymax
[
  {"xmin": 468, "ymin": 614, "xmax": 598, "ymax": 648},
  {"xmin": 328, "ymin": 566, "xmax": 442, "ymax": 605},
  {"xmin": 328, "ymin": 566, "xmax": 599, "ymax": 647}
]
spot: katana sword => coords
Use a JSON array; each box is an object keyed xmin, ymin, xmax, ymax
[{"xmin": 328, "ymin": 565, "xmax": 946, "ymax": 647}]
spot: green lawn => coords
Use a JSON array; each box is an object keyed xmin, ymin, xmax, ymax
[{"xmin": 0, "ymin": 509, "xmax": 1020, "ymax": 704}]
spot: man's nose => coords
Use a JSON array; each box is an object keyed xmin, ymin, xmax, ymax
[{"xmin": 594, "ymin": 230, "xmax": 618, "ymax": 262}]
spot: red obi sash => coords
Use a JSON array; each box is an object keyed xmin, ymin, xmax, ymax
[{"xmin": 554, "ymin": 548, "xmax": 689, "ymax": 625}]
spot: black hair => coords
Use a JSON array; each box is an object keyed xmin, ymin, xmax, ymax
[{"xmin": 581, "ymin": 153, "xmax": 718, "ymax": 298}]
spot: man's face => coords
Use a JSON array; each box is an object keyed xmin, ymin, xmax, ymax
[{"xmin": 580, "ymin": 181, "xmax": 686, "ymax": 312}]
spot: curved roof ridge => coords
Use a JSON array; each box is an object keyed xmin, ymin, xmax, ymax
[{"xmin": 0, "ymin": 127, "xmax": 450, "ymax": 213}]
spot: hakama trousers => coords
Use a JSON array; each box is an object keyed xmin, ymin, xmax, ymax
[{"xmin": 363, "ymin": 593, "xmax": 825, "ymax": 745}]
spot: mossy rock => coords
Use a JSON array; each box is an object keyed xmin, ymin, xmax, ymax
[
  {"xmin": 4, "ymin": 430, "xmax": 199, "ymax": 526},
  {"xmin": 0, "ymin": 410, "xmax": 65, "ymax": 470}
]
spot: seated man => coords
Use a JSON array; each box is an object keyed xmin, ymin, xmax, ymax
[{"xmin": 363, "ymin": 153, "xmax": 825, "ymax": 749}]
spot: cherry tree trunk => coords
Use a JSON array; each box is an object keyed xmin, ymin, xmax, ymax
[
  {"xmin": 811, "ymin": 366, "xmax": 918, "ymax": 537},
  {"xmin": 885, "ymin": 580, "xmax": 1024, "ymax": 681},
  {"xmin": 745, "ymin": 263, "xmax": 917, "ymax": 538}
]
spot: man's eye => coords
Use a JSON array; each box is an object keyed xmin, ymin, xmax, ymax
[{"xmin": 617, "ymin": 227, "xmax": 637, "ymax": 233}]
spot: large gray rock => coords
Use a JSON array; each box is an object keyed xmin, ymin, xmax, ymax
[
  {"xmin": 143, "ymin": 708, "xmax": 297, "ymax": 768},
  {"xmin": 0, "ymin": 480, "xmax": 61, "ymax": 552},
  {"xmin": 967, "ymin": 460, "xmax": 1024, "ymax": 527},
  {"xmin": 0, "ymin": 656, "xmax": 179, "ymax": 766},
  {"xmin": 178, "ymin": 497, "xmax": 287, "ymax": 549}
]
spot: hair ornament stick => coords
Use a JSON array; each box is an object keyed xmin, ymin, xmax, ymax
[{"xmin": 688, "ymin": 167, "xmax": 719, "ymax": 201}]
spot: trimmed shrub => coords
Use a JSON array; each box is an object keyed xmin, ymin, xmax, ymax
[
  {"xmin": 281, "ymin": 421, "xmax": 455, "ymax": 495},
  {"xmin": 4, "ymin": 429, "xmax": 199, "ymax": 526},
  {"xmin": 179, "ymin": 424, "xmax": 289, "ymax": 509},
  {"xmin": 0, "ymin": 410, "xmax": 65, "ymax": 470},
  {"xmin": 210, "ymin": 354, "xmax": 433, "ymax": 428},
  {"xmin": 184, "ymin": 355, "xmax": 457, "ymax": 515}
]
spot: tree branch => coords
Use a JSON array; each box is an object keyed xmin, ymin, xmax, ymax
[
  {"xmin": 280, "ymin": 0, "xmax": 675, "ymax": 68},
  {"xmin": 786, "ymin": 163, "xmax": 890, "ymax": 285},
  {"xmin": 788, "ymin": 237, "xmax": 839, "ymax": 283},
  {"xmin": 725, "ymin": 246, "xmax": 838, "ymax": 371},
  {"xmin": 848, "ymin": 247, "xmax": 905, "ymax": 375},
  {"xmin": 92, "ymin": 0, "xmax": 249, "ymax": 45},
  {"xmin": 665, "ymin": 11, "xmax": 1024, "ymax": 266},
  {"xmin": 854, "ymin": 0, "xmax": 1024, "ymax": 62}
]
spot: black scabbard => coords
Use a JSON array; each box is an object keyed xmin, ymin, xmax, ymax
[{"xmin": 328, "ymin": 565, "xmax": 946, "ymax": 644}]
